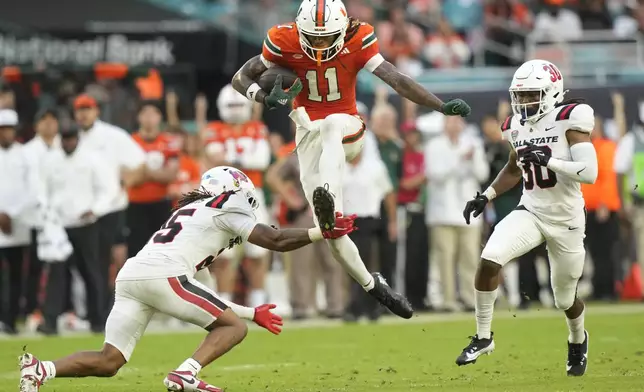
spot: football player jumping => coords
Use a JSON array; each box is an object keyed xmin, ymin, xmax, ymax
[
  {"xmin": 460, "ymin": 60, "xmax": 597, "ymax": 376},
  {"xmin": 232, "ymin": 0, "xmax": 471, "ymax": 319},
  {"xmin": 19, "ymin": 167, "xmax": 357, "ymax": 392}
]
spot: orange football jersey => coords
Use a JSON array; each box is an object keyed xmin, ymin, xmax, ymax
[
  {"xmin": 203, "ymin": 120, "xmax": 269, "ymax": 187},
  {"xmin": 128, "ymin": 132, "xmax": 180, "ymax": 203},
  {"xmin": 261, "ymin": 22, "xmax": 381, "ymax": 121}
]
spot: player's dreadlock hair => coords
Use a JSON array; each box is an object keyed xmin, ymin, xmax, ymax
[
  {"xmin": 345, "ymin": 17, "xmax": 362, "ymax": 42},
  {"xmin": 555, "ymin": 98, "xmax": 586, "ymax": 107},
  {"xmin": 174, "ymin": 187, "xmax": 215, "ymax": 211}
]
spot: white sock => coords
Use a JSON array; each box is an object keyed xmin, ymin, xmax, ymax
[
  {"xmin": 42, "ymin": 361, "xmax": 56, "ymax": 381},
  {"xmin": 219, "ymin": 292, "xmax": 232, "ymax": 302},
  {"xmin": 327, "ymin": 236, "xmax": 374, "ymax": 291},
  {"xmin": 566, "ymin": 308, "xmax": 586, "ymax": 344},
  {"xmin": 503, "ymin": 262, "xmax": 520, "ymax": 307},
  {"xmin": 176, "ymin": 358, "xmax": 202, "ymax": 376},
  {"xmin": 249, "ymin": 290, "xmax": 266, "ymax": 308},
  {"xmin": 475, "ymin": 289, "xmax": 498, "ymax": 340}
]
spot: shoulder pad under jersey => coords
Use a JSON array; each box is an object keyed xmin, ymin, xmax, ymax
[{"xmin": 555, "ymin": 103, "xmax": 594, "ymax": 134}]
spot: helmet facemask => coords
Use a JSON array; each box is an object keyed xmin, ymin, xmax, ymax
[
  {"xmin": 298, "ymin": 27, "xmax": 347, "ymax": 64},
  {"xmin": 510, "ymin": 86, "xmax": 561, "ymax": 123}
]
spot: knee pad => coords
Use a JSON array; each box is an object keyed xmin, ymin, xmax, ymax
[{"xmin": 553, "ymin": 294, "xmax": 576, "ymax": 310}]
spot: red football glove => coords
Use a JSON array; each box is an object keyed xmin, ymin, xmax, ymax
[
  {"xmin": 322, "ymin": 212, "xmax": 358, "ymax": 239},
  {"xmin": 253, "ymin": 304, "xmax": 283, "ymax": 335}
]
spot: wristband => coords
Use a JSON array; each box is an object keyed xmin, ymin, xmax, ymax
[
  {"xmin": 246, "ymin": 83, "xmax": 262, "ymax": 101},
  {"xmin": 482, "ymin": 187, "xmax": 497, "ymax": 201},
  {"xmin": 308, "ymin": 227, "xmax": 323, "ymax": 242}
]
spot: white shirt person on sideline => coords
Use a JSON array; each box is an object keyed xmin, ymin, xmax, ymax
[
  {"xmin": 425, "ymin": 116, "xmax": 489, "ymax": 311},
  {"xmin": 36, "ymin": 125, "xmax": 119, "ymax": 334}
]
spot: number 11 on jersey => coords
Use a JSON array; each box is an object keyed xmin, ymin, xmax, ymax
[{"xmin": 306, "ymin": 67, "xmax": 341, "ymax": 102}]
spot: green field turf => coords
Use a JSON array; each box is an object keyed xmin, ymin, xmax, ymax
[{"xmin": 2, "ymin": 304, "xmax": 643, "ymax": 391}]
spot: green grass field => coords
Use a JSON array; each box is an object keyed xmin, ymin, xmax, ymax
[{"xmin": 2, "ymin": 304, "xmax": 643, "ymax": 392}]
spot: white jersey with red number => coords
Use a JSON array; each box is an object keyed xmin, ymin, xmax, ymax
[
  {"xmin": 116, "ymin": 191, "xmax": 258, "ymax": 281},
  {"xmin": 501, "ymin": 102, "xmax": 594, "ymax": 223}
]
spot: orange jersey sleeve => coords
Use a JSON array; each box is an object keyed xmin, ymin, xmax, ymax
[
  {"xmin": 261, "ymin": 23, "xmax": 299, "ymax": 68},
  {"xmin": 349, "ymin": 23, "xmax": 383, "ymax": 72}
]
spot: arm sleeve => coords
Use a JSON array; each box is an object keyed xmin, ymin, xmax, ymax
[
  {"xmin": 356, "ymin": 24, "xmax": 385, "ymax": 72},
  {"xmin": 213, "ymin": 212, "xmax": 257, "ymax": 242},
  {"xmin": 546, "ymin": 142, "xmax": 598, "ymax": 184},
  {"xmin": 261, "ymin": 25, "xmax": 289, "ymax": 68}
]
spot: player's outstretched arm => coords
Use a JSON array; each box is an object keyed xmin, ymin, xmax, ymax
[
  {"xmin": 372, "ymin": 60, "xmax": 470, "ymax": 117},
  {"xmin": 232, "ymin": 55, "xmax": 269, "ymax": 104},
  {"xmin": 247, "ymin": 213, "xmax": 357, "ymax": 252}
]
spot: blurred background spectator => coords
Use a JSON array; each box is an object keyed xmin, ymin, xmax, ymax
[
  {"xmin": 0, "ymin": 0, "xmax": 643, "ymax": 337},
  {"xmin": 342, "ymin": 149, "xmax": 396, "ymax": 322},
  {"xmin": 425, "ymin": 116, "xmax": 489, "ymax": 311},
  {"xmin": 37, "ymin": 124, "xmax": 117, "ymax": 334}
]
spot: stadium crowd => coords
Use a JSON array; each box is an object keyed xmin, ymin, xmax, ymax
[
  {"xmin": 216, "ymin": 0, "xmax": 644, "ymax": 68},
  {"xmin": 1, "ymin": 0, "xmax": 644, "ymax": 337}
]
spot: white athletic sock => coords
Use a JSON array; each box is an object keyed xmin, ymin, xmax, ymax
[
  {"xmin": 176, "ymin": 358, "xmax": 202, "ymax": 376},
  {"xmin": 327, "ymin": 236, "xmax": 374, "ymax": 291},
  {"xmin": 219, "ymin": 292, "xmax": 232, "ymax": 302},
  {"xmin": 566, "ymin": 308, "xmax": 585, "ymax": 344},
  {"xmin": 42, "ymin": 361, "xmax": 56, "ymax": 381},
  {"xmin": 475, "ymin": 289, "xmax": 498, "ymax": 340},
  {"xmin": 248, "ymin": 290, "xmax": 266, "ymax": 308}
]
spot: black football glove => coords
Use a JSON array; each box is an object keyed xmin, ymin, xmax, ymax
[
  {"xmin": 519, "ymin": 142, "xmax": 551, "ymax": 167},
  {"xmin": 463, "ymin": 192, "xmax": 489, "ymax": 225},
  {"xmin": 441, "ymin": 98, "xmax": 471, "ymax": 117},
  {"xmin": 264, "ymin": 74, "xmax": 303, "ymax": 110}
]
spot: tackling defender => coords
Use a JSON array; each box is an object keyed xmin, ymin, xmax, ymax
[
  {"xmin": 460, "ymin": 60, "xmax": 597, "ymax": 376},
  {"xmin": 19, "ymin": 166, "xmax": 356, "ymax": 392},
  {"xmin": 232, "ymin": 0, "xmax": 471, "ymax": 319}
]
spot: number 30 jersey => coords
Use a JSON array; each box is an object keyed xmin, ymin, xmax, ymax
[
  {"xmin": 500, "ymin": 103, "xmax": 594, "ymax": 223},
  {"xmin": 117, "ymin": 192, "xmax": 258, "ymax": 281},
  {"xmin": 260, "ymin": 21, "xmax": 383, "ymax": 121}
]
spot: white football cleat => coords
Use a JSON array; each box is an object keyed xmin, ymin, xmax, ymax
[
  {"xmin": 164, "ymin": 370, "xmax": 223, "ymax": 392},
  {"xmin": 19, "ymin": 353, "xmax": 47, "ymax": 392}
]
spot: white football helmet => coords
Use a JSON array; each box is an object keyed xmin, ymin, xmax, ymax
[
  {"xmin": 295, "ymin": 0, "xmax": 349, "ymax": 63},
  {"xmin": 509, "ymin": 59, "xmax": 566, "ymax": 123},
  {"xmin": 216, "ymin": 84, "xmax": 253, "ymax": 124},
  {"xmin": 200, "ymin": 166, "xmax": 259, "ymax": 210}
]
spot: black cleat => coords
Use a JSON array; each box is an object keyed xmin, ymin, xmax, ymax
[
  {"xmin": 566, "ymin": 330, "xmax": 589, "ymax": 376},
  {"xmin": 456, "ymin": 333, "xmax": 495, "ymax": 366},
  {"xmin": 367, "ymin": 273, "xmax": 413, "ymax": 319},
  {"xmin": 312, "ymin": 184, "xmax": 336, "ymax": 231}
]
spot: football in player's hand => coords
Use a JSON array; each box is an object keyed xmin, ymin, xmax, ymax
[{"xmin": 257, "ymin": 67, "xmax": 299, "ymax": 92}]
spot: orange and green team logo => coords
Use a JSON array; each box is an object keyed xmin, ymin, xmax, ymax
[{"xmin": 316, "ymin": 0, "xmax": 326, "ymax": 27}]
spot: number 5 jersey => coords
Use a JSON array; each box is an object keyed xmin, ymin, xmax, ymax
[
  {"xmin": 501, "ymin": 102, "xmax": 595, "ymax": 223},
  {"xmin": 117, "ymin": 191, "xmax": 258, "ymax": 281}
]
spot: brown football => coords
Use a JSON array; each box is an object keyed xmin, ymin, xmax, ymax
[{"xmin": 256, "ymin": 66, "xmax": 299, "ymax": 92}]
